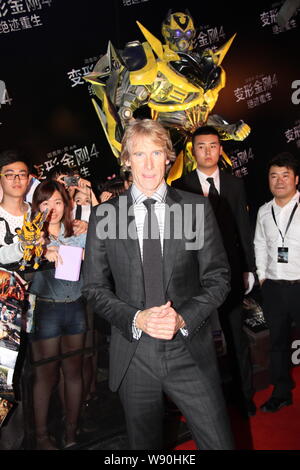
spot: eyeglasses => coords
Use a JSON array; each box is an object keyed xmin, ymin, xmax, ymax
[{"xmin": 0, "ymin": 173, "xmax": 29, "ymax": 180}]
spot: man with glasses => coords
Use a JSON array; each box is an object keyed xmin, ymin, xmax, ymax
[
  {"xmin": 0, "ymin": 150, "xmax": 40, "ymax": 449},
  {"xmin": 0, "ymin": 150, "xmax": 32, "ymax": 266}
]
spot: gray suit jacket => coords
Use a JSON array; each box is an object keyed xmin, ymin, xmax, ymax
[{"xmin": 83, "ymin": 185, "xmax": 230, "ymax": 391}]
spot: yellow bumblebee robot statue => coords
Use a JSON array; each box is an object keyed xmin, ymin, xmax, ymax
[
  {"xmin": 84, "ymin": 10, "xmax": 250, "ymax": 183},
  {"xmin": 16, "ymin": 210, "xmax": 48, "ymax": 271}
]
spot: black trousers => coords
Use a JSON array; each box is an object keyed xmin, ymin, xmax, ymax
[
  {"xmin": 218, "ymin": 300, "xmax": 254, "ymax": 402},
  {"xmin": 118, "ymin": 333, "xmax": 234, "ymax": 450},
  {"xmin": 262, "ymin": 280, "xmax": 300, "ymax": 397}
]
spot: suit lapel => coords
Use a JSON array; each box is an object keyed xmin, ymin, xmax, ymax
[
  {"xmin": 187, "ymin": 170, "xmax": 204, "ymax": 195},
  {"xmin": 163, "ymin": 187, "xmax": 182, "ymax": 292},
  {"xmin": 118, "ymin": 192, "xmax": 144, "ymax": 284},
  {"xmin": 218, "ymin": 171, "xmax": 232, "ymax": 214},
  {"xmin": 220, "ymin": 170, "xmax": 236, "ymax": 195},
  {"xmin": 219, "ymin": 170, "xmax": 228, "ymax": 196}
]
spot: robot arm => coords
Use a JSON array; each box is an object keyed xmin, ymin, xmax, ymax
[
  {"xmin": 84, "ymin": 40, "xmax": 152, "ymax": 158},
  {"xmin": 207, "ymin": 114, "xmax": 251, "ymax": 141}
]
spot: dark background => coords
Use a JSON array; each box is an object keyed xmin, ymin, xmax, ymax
[{"xmin": 1, "ymin": 0, "xmax": 299, "ymax": 219}]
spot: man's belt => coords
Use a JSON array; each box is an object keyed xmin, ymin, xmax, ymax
[{"xmin": 270, "ymin": 279, "xmax": 300, "ymax": 285}]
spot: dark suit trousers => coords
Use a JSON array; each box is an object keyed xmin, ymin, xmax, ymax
[
  {"xmin": 218, "ymin": 298, "xmax": 254, "ymax": 401},
  {"xmin": 118, "ymin": 333, "xmax": 234, "ymax": 450},
  {"xmin": 261, "ymin": 280, "xmax": 300, "ymax": 397}
]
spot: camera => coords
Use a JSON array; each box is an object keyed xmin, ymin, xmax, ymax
[{"xmin": 64, "ymin": 176, "xmax": 79, "ymax": 187}]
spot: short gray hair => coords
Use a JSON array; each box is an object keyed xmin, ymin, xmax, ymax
[{"xmin": 120, "ymin": 119, "xmax": 176, "ymax": 166}]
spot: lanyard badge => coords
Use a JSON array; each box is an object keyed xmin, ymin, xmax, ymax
[
  {"xmin": 272, "ymin": 200, "xmax": 299, "ymax": 264},
  {"xmin": 277, "ymin": 246, "xmax": 288, "ymax": 263}
]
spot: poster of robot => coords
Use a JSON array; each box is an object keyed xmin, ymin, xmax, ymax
[{"xmin": 0, "ymin": 270, "xmax": 25, "ymax": 399}]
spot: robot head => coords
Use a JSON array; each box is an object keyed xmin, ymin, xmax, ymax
[{"xmin": 162, "ymin": 10, "xmax": 195, "ymax": 52}]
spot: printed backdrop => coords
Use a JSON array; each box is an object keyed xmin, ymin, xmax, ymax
[{"xmin": 1, "ymin": 0, "xmax": 299, "ymax": 220}]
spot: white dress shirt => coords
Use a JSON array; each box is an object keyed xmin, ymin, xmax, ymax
[
  {"xmin": 196, "ymin": 167, "xmax": 220, "ymax": 195},
  {"xmin": 131, "ymin": 182, "xmax": 167, "ymax": 259},
  {"xmin": 72, "ymin": 203, "xmax": 91, "ymax": 223},
  {"xmin": 254, "ymin": 190, "xmax": 300, "ymax": 281}
]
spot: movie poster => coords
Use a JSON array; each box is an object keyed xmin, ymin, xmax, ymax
[
  {"xmin": 0, "ymin": 397, "xmax": 14, "ymax": 428},
  {"xmin": 0, "ymin": 270, "xmax": 25, "ymax": 400}
]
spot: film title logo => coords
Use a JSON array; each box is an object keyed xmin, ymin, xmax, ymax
[
  {"xmin": 291, "ymin": 80, "xmax": 300, "ymax": 105},
  {"xmin": 291, "ymin": 340, "xmax": 300, "ymax": 365}
]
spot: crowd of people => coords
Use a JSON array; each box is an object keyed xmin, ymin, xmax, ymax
[
  {"xmin": 0, "ymin": 151, "xmax": 128, "ymax": 449},
  {"xmin": 0, "ymin": 119, "xmax": 299, "ymax": 450}
]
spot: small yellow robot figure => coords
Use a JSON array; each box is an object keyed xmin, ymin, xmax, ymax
[
  {"xmin": 84, "ymin": 10, "xmax": 250, "ymax": 181},
  {"xmin": 16, "ymin": 210, "xmax": 48, "ymax": 271}
]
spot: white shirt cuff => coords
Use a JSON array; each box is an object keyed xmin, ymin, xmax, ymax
[
  {"xmin": 244, "ymin": 272, "xmax": 255, "ymax": 295},
  {"xmin": 132, "ymin": 310, "xmax": 142, "ymax": 340}
]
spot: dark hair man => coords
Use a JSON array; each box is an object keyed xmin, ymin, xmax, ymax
[
  {"xmin": 254, "ymin": 152, "xmax": 300, "ymax": 412},
  {"xmin": 0, "ymin": 150, "xmax": 32, "ymax": 266},
  {"xmin": 172, "ymin": 125, "xmax": 256, "ymax": 417}
]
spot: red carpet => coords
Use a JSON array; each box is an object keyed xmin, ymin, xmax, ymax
[{"xmin": 175, "ymin": 366, "xmax": 300, "ymax": 450}]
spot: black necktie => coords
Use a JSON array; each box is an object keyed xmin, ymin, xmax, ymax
[
  {"xmin": 206, "ymin": 177, "xmax": 219, "ymax": 211},
  {"xmin": 142, "ymin": 198, "xmax": 165, "ymax": 309}
]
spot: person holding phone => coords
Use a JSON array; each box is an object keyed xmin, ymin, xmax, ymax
[
  {"xmin": 29, "ymin": 180, "xmax": 86, "ymax": 449},
  {"xmin": 48, "ymin": 166, "xmax": 98, "ymax": 224}
]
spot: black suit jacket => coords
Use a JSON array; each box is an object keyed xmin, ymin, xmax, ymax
[
  {"xmin": 172, "ymin": 170, "xmax": 255, "ymax": 298},
  {"xmin": 83, "ymin": 186, "xmax": 230, "ymax": 391}
]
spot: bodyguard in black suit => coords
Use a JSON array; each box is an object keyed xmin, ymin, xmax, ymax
[
  {"xmin": 172, "ymin": 125, "xmax": 256, "ymax": 417},
  {"xmin": 83, "ymin": 119, "xmax": 234, "ymax": 449}
]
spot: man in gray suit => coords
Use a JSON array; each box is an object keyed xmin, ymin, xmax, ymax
[{"xmin": 83, "ymin": 119, "xmax": 234, "ymax": 450}]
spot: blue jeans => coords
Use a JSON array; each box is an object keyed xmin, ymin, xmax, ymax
[{"xmin": 30, "ymin": 297, "xmax": 87, "ymax": 341}]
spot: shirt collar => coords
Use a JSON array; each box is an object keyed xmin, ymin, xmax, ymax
[
  {"xmin": 131, "ymin": 182, "xmax": 167, "ymax": 204},
  {"xmin": 196, "ymin": 167, "xmax": 219, "ymax": 183},
  {"xmin": 273, "ymin": 190, "xmax": 300, "ymax": 210}
]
